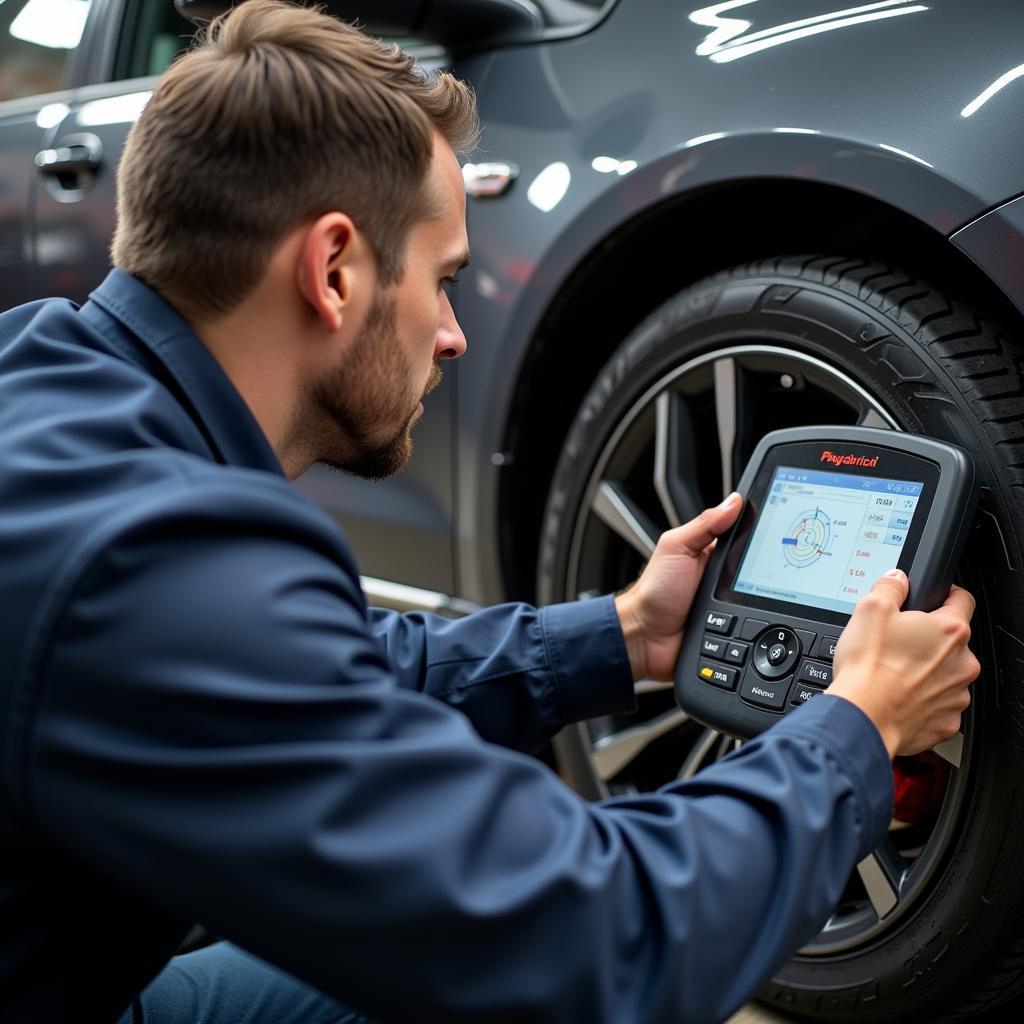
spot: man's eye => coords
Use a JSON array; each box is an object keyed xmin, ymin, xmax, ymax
[{"xmin": 441, "ymin": 275, "xmax": 459, "ymax": 290}]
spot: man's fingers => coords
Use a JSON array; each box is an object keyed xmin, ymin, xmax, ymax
[
  {"xmin": 669, "ymin": 492, "xmax": 743, "ymax": 556},
  {"xmin": 941, "ymin": 584, "xmax": 976, "ymax": 623}
]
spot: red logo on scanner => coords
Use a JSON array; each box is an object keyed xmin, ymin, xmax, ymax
[{"xmin": 819, "ymin": 450, "xmax": 879, "ymax": 468}]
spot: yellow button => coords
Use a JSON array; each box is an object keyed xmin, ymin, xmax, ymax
[{"xmin": 700, "ymin": 667, "xmax": 714, "ymax": 679}]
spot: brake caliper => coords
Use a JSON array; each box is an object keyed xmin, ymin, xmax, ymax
[{"xmin": 892, "ymin": 751, "xmax": 950, "ymax": 824}]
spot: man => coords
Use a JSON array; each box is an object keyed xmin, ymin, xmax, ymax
[{"xmin": 0, "ymin": 3, "xmax": 978, "ymax": 1022}]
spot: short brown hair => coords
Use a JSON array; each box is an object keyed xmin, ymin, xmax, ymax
[{"xmin": 112, "ymin": 0, "xmax": 478, "ymax": 321}]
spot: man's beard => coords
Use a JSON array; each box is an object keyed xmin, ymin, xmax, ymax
[{"xmin": 307, "ymin": 292, "xmax": 441, "ymax": 480}]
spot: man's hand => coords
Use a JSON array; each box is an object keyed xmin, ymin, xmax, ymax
[
  {"xmin": 614, "ymin": 493, "xmax": 743, "ymax": 682},
  {"xmin": 828, "ymin": 569, "xmax": 980, "ymax": 759}
]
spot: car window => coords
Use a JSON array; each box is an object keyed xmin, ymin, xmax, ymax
[
  {"xmin": 115, "ymin": 3, "xmax": 439, "ymax": 82},
  {"xmin": 0, "ymin": 0, "xmax": 92, "ymax": 101},
  {"xmin": 115, "ymin": 0, "xmax": 200, "ymax": 81}
]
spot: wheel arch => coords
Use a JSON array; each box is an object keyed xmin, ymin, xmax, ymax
[{"xmin": 496, "ymin": 176, "xmax": 1024, "ymax": 601}]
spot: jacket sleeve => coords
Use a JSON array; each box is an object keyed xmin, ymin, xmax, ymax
[
  {"xmin": 367, "ymin": 599, "xmax": 635, "ymax": 751},
  {"xmin": 21, "ymin": 479, "xmax": 894, "ymax": 1024}
]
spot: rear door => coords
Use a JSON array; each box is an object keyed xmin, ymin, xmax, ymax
[
  {"xmin": 0, "ymin": 0, "xmax": 94, "ymax": 309},
  {"xmin": 33, "ymin": 0, "xmax": 196, "ymax": 303}
]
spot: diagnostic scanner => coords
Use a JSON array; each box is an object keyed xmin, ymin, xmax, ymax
[{"xmin": 674, "ymin": 426, "xmax": 978, "ymax": 739}]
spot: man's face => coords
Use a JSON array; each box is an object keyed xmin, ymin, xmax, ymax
[{"xmin": 311, "ymin": 137, "xmax": 469, "ymax": 478}]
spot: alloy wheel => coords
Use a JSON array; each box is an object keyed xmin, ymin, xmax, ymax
[{"xmin": 552, "ymin": 343, "xmax": 970, "ymax": 955}]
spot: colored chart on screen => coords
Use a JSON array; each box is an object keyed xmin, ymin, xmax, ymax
[{"xmin": 733, "ymin": 465, "xmax": 922, "ymax": 614}]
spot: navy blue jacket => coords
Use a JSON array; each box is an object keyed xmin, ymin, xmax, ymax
[{"xmin": 0, "ymin": 270, "xmax": 893, "ymax": 1024}]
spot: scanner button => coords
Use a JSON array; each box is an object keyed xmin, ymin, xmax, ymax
[
  {"xmin": 813, "ymin": 636, "xmax": 840, "ymax": 661},
  {"xmin": 794, "ymin": 629, "xmax": 816, "ymax": 653},
  {"xmin": 753, "ymin": 627, "xmax": 800, "ymax": 678},
  {"xmin": 697, "ymin": 661, "xmax": 739, "ymax": 690},
  {"xmin": 790, "ymin": 683, "xmax": 825, "ymax": 707},
  {"xmin": 704, "ymin": 611, "xmax": 735, "ymax": 635},
  {"xmin": 701, "ymin": 634, "xmax": 727, "ymax": 658},
  {"xmin": 797, "ymin": 660, "xmax": 833, "ymax": 687},
  {"xmin": 739, "ymin": 618, "xmax": 769, "ymax": 641},
  {"xmin": 722, "ymin": 641, "xmax": 748, "ymax": 666},
  {"xmin": 740, "ymin": 670, "xmax": 790, "ymax": 710}
]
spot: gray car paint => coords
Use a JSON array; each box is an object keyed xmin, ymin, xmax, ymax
[
  {"xmin": 952, "ymin": 194, "xmax": 1024, "ymax": 328},
  {"xmin": 449, "ymin": 0, "xmax": 1024, "ymax": 603}
]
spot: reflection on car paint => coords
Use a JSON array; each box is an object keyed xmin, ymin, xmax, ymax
[
  {"xmin": 76, "ymin": 91, "xmax": 151, "ymax": 128},
  {"xmin": 526, "ymin": 161, "xmax": 571, "ymax": 213},
  {"xmin": 877, "ymin": 142, "xmax": 932, "ymax": 168},
  {"xmin": 591, "ymin": 156, "xmax": 638, "ymax": 175},
  {"xmin": 961, "ymin": 63, "xmax": 1024, "ymax": 118},
  {"xmin": 688, "ymin": 0, "xmax": 929, "ymax": 64},
  {"xmin": 682, "ymin": 131, "xmax": 728, "ymax": 148},
  {"xmin": 35, "ymin": 101, "xmax": 69, "ymax": 129},
  {"xmin": 10, "ymin": 0, "xmax": 90, "ymax": 51}
]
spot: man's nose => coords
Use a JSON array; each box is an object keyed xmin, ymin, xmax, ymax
[{"xmin": 435, "ymin": 292, "xmax": 467, "ymax": 361}]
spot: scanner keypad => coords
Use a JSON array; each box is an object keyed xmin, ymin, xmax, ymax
[
  {"xmin": 796, "ymin": 659, "xmax": 833, "ymax": 687},
  {"xmin": 692, "ymin": 610, "xmax": 835, "ymax": 716},
  {"xmin": 701, "ymin": 635, "xmax": 727, "ymax": 658},
  {"xmin": 813, "ymin": 636, "xmax": 839, "ymax": 661},
  {"xmin": 695, "ymin": 612, "xmax": 835, "ymax": 715},
  {"xmin": 703, "ymin": 610, "xmax": 735, "ymax": 635}
]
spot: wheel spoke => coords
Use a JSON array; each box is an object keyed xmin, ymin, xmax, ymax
[
  {"xmin": 858, "ymin": 406, "xmax": 892, "ymax": 429},
  {"xmin": 932, "ymin": 731, "xmax": 964, "ymax": 769},
  {"xmin": 856, "ymin": 838, "xmax": 906, "ymax": 919},
  {"xmin": 653, "ymin": 391, "xmax": 703, "ymax": 528},
  {"xmin": 677, "ymin": 727, "xmax": 722, "ymax": 780},
  {"xmin": 634, "ymin": 678, "xmax": 674, "ymax": 695},
  {"xmin": 592, "ymin": 707, "xmax": 689, "ymax": 781},
  {"xmin": 593, "ymin": 481, "xmax": 658, "ymax": 556},
  {"xmin": 713, "ymin": 357, "xmax": 738, "ymax": 495}
]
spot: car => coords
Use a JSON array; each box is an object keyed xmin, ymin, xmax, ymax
[{"xmin": 3, "ymin": 0, "xmax": 1024, "ymax": 1019}]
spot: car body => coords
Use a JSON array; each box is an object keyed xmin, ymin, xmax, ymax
[
  {"xmin": 1, "ymin": 0, "xmax": 1020, "ymax": 604},
  {"xmin": 4, "ymin": 1, "xmax": 1024, "ymax": 1018}
]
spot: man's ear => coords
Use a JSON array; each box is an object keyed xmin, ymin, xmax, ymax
[{"xmin": 296, "ymin": 212, "xmax": 369, "ymax": 334}]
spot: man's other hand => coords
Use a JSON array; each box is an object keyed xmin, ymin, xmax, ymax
[
  {"xmin": 614, "ymin": 492, "xmax": 743, "ymax": 682},
  {"xmin": 828, "ymin": 570, "xmax": 980, "ymax": 759}
]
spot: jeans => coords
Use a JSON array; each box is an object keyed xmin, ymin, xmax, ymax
[{"xmin": 116, "ymin": 942, "xmax": 374, "ymax": 1024}]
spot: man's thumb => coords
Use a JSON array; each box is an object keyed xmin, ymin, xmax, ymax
[
  {"xmin": 672, "ymin": 492, "xmax": 743, "ymax": 556},
  {"xmin": 868, "ymin": 568, "xmax": 909, "ymax": 607}
]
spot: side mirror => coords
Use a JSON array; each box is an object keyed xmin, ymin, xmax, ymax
[{"xmin": 173, "ymin": 0, "xmax": 543, "ymax": 48}]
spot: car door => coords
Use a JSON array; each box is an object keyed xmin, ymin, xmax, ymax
[
  {"xmin": 32, "ymin": 0, "xmax": 186, "ymax": 304},
  {"xmin": 35, "ymin": 0, "xmax": 459, "ymax": 596},
  {"xmin": 0, "ymin": 0, "xmax": 95, "ymax": 309}
]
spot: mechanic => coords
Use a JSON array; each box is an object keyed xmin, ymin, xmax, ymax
[{"xmin": 0, "ymin": 3, "xmax": 979, "ymax": 1023}]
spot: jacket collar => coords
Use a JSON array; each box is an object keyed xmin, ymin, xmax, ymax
[{"xmin": 86, "ymin": 269, "xmax": 283, "ymax": 477}]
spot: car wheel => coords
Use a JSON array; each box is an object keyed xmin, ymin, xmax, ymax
[{"xmin": 536, "ymin": 256, "xmax": 1024, "ymax": 1021}]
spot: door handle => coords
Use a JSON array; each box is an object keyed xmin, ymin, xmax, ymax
[
  {"xmin": 462, "ymin": 161, "xmax": 518, "ymax": 198},
  {"xmin": 34, "ymin": 133, "xmax": 103, "ymax": 177}
]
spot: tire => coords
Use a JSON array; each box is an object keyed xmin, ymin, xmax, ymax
[{"xmin": 536, "ymin": 256, "xmax": 1024, "ymax": 1022}]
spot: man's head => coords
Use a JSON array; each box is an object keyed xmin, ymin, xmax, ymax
[
  {"xmin": 295, "ymin": 134, "xmax": 470, "ymax": 478},
  {"xmin": 112, "ymin": 0, "xmax": 476, "ymax": 478}
]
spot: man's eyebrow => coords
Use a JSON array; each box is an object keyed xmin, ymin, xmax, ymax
[{"xmin": 446, "ymin": 251, "xmax": 471, "ymax": 273}]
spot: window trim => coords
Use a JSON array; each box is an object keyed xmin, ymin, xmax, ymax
[{"xmin": 66, "ymin": 0, "xmax": 130, "ymax": 88}]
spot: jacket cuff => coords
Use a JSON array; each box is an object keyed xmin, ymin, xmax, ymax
[
  {"xmin": 771, "ymin": 695, "xmax": 894, "ymax": 858},
  {"xmin": 539, "ymin": 596, "xmax": 637, "ymax": 726}
]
